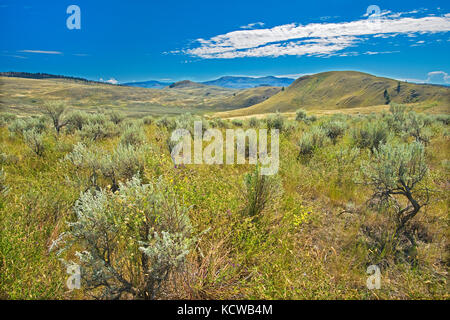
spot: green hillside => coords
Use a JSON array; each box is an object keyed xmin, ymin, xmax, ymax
[
  {"xmin": 219, "ymin": 71, "xmax": 450, "ymax": 117},
  {"xmin": 210, "ymin": 86, "xmax": 281, "ymax": 110}
]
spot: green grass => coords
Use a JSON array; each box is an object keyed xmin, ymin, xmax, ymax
[{"xmin": 0, "ymin": 108, "xmax": 448, "ymax": 300}]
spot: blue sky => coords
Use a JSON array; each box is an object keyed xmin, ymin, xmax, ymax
[{"xmin": 0, "ymin": 0, "xmax": 449, "ymax": 84}]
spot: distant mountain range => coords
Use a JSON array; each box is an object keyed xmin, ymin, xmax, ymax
[
  {"xmin": 122, "ymin": 80, "xmax": 172, "ymax": 89},
  {"xmin": 201, "ymin": 76, "xmax": 295, "ymax": 89},
  {"xmin": 123, "ymin": 76, "xmax": 295, "ymax": 89}
]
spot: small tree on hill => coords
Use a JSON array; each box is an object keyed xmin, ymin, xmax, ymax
[{"xmin": 383, "ymin": 89, "xmax": 391, "ymax": 105}]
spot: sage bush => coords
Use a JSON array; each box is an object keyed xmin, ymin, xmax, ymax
[{"xmin": 58, "ymin": 176, "xmax": 194, "ymax": 299}]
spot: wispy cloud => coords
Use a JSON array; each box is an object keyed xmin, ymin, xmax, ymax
[
  {"xmin": 363, "ymin": 50, "xmax": 400, "ymax": 55},
  {"xmin": 1, "ymin": 54, "xmax": 28, "ymax": 59},
  {"xmin": 427, "ymin": 71, "xmax": 450, "ymax": 83},
  {"xmin": 240, "ymin": 22, "xmax": 265, "ymax": 29},
  {"xmin": 183, "ymin": 10, "xmax": 450, "ymax": 59},
  {"xmin": 397, "ymin": 70, "xmax": 449, "ymax": 84},
  {"xmin": 19, "ymin": 50, "xmax": 62, "ymax": 55}
]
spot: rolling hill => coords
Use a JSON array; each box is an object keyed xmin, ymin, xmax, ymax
[
  {"xmin": 0, "ymin": 71, "xmax": 115, "ymax": 86},
  {"xmin": 2, "ymin": 71, "xmax": 449, "ymax": 118},
  {"xmin": 168, "ymin": 80, "xmax": 209, "ymax": 89},
  {"xmin": 217, "ymin": 71, "xmax": 450, "ymax": 117},
  {"xmin": 209, "ymin": 86, "xmax": 282, "ymax": 110},
  {"xmin": 0, "ymin": 76, "xmax": 280, "ymax": 116}
]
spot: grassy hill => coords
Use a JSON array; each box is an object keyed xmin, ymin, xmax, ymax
[
  {"xmin": 218, "ymin": 71, "xmax": 450, "ymax": 117},
  {"xmin": 209, "ymin": 86, "xmax": 281, "ymax": 110},
  {"xmin": 0, "ymin": 71, "xmax": 112, "ymax": 85},
  {"xmin": 0, "ymin": 77, "xmax": 279, "ymax": 116}
]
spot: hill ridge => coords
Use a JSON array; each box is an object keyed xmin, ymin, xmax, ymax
[{"xmin": 218, "ymin": 71, "xmax": 450, "ymax": 117}]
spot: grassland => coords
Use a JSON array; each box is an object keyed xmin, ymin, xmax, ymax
[
  {"xmin": 0, "ymin": 77, "xmax": 280, "ymax": 117},
  {"xmin": 0, "ymin": 71, "xmax": 449, "ymax": 300},
  {"xmin": 0, "ymin": 104, "xmax": 448, "ymax": 300}
]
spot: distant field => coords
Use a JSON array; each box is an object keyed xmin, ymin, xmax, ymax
[
  {"xmin": 0, "ymin": 77, "xmax": 280, "ymax": 117},
  {"xmin": 216, "ymin": 103, "xmax": 450, "ymax": 120},
  {"xmin": 2, "ymin": 73, "xmax": 448, "ymax": 120}
]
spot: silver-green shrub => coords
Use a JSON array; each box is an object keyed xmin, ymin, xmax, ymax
[
  {"xmin": 65, "ymin": 143, "xmax": 147, "ymax": 191},
  {"xmin": 143, "ymin": 116, "xmax": 154, "ymax": 125},
  {"xmin": 295, "ymin": 109, "xmax": 307, "ymax": 121},
  {"xmin": 65, "ymin": 110, "xmax": 90, "ymax": 132},
  {"xmin": 119, "ymin": 124, "xmax": 146, "ymax": 146},
  {"xmin": 433, "ymin": 114, "xmax": 450, "ymax": 125},
  {"xmin": 8, "ymin": 116, "xmax": 47, "ymax": 137},
  {"xmin": 23, "ymin": 129, "xmax": 45, "ymax": 156},
  {"xmin": 321, "ymin": 120, "xmax": 347, "ymax": 144},
  {"xmin": 175, "ymin": 113, "xmax": 209, "ymax": 135},
  {"xmin": 79, "ymin": 120, "xmax": 118, "ymax": 141},
  {"xmin": 209, "ymin": 118, "xmax": 229, "ymax": 129},
  {"xmin": 231, "ymin": 119, "xmax": 243, "ymax": 127},
  {"xmin": 351, "ymin": 121, "xmax": 388, "ymax": 153},
  {"xmin": 361, "ymin": 142, "xmax": 429, "ymax": 241},
  {"xmin": 404, "ymin": 112, "xmax": 432, "ymax": 145},
  {"xmin": 106, "ymin": 109, "xmax": 125, "ymax": 125},
  {"xmin": 306, "ymin": 115, "xmax": 317, "ymax": 123},
  {"xmin": 156, "ymin": 116, "xmax": 176, "ymax": 131},
  {"xmin": 266, "ymin": 112, "xmax": 285, "ymax": 131},
  {"xmin": 387, "ymin": 103, "xmax": 408, "ymax": 133},
  {"xmin": 58, "ymin": 175, "xmax": 194, "ymax": 299},
  {"xmin": 0, "ymin": 113, "xmax": 17, "ymax": 127},
  {"xmin": 298, "ymin": 127, "xmax": 329, "ymax": 156},
  {"xmin": 248, "ymin": 117, "xmax": 260, "ymax": 128}
]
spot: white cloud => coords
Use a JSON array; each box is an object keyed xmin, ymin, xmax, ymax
[
  {"xmin": 105, "ymin": 78, "xmax": 118, "ymax": 84},
  {"xmin": 399, "ymin": 70, "xmax": 450, "ymax": 84},
  {"xmin": 427, "ymin": 71, "xmax": 450, "ymax": 83},
  {"xmin": 184, "ymin": 11, "xmax": 450, "ymax": 59},
  {"xmin": 240, "ymin": 22, "xmax": 265, "ymax": 29},
  {"xmin": 364, "ymin": 50, "xmax": 400, "ymax": 55},
  {"xmin": 275, "ymin": 73, "xmax": 308, "ymax": 78},
  {"xmin": 99, "ymin": 78, "xmax": 119, "ymax": 84},
  {"xmin": 1, "ymin": 54, "xmax": 28, "ymax": 59},
  {"xmin": 18, "ymin": 50, "xmax": 62, "ymax": 55}
]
